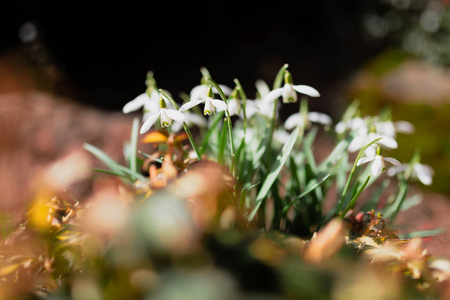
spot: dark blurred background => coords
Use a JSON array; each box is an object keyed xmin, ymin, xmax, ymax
[{"xmin": 2, "ymin": 0, "xmax": 395, "ymax": 114}]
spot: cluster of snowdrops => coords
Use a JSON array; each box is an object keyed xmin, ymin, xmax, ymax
[{"xmin": 1, "ymin": 64, "xmax": 450, "ymax": 299}]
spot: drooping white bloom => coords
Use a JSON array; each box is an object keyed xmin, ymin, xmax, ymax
[
  {"xmin": 122, "ymin": 90, "xmax": 160, "ymax": 121},
  {"xmin": 263, "ymin": 71, "xmax": 320, "ymax": 103},
  {"xmin": 179, "ymin": 85, "xmax": 228, "ymax": 115},
  {"xmin": 227, "ymin": 97, "xmax": 242, "ymax": 117},
  {"xmin": 140, "ymin": 108, "xmax": 185, "ymax": 134},
  {"xmin": 284, "ymin": 112, "xmax": 332, "ymax": 130},
  {"xmin": 387, "ymin": 163, "xmax": 434, "ymax": 186},
  {"xmin": 357, "ymin": 151, "xmax": 401, "ymax": 176},
  {"xmin": 140, "ymin": 95, "xmax": 185, "ymax": 134},
  {"xmin": 348, "ymin": 132, "xmax": 398, "ymax": 153},
  {"xmin": 375, "ymin": 120, "xmax": 415, "ymax": 139},
  {"xmin": 335, "ymin": 117, "xmax": 366, "ymax": 135},
  {"xmin": 189, "ymin": 84, "xmax": 232, "ymax": 102}
]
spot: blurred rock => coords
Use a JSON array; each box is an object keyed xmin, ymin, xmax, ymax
[
  {"xmin": 0, "ymin": 49, "xmax": 134, "ymax": 217},
  {"xmin": 380, "ymin": 60, "xmax": 450, "ymax": 105}
]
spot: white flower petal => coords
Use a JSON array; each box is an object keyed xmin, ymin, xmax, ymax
[
  {"xmin": 383, "ymin": 157, "xmax": 401, "ymax": 166},
  {"xmin": 204, "ymin": 98, "xmax": 214, "ymax": 115},
  {"xmin": 387, "ymin": 164, "xmax": 408, "ymax": 177},
  {"xmin": 263, "ymin": 88, "xmax": 283, "ymax": 103},
  {"xmin": 217, "ymin": 84, "xmax": 232, "ymax": 96},
  {"xmin": 335, "ymin": 121, "xmax": 347, "ymax": 134},
  {"xmin": 364, "ymin": 145, "xmax": 377, "ymax": 158},
  {"xmin": 273, "ymin": 130, "xmax": 290, "ymax": 143},
  {"xmin": 375, "ymin": 121, "xmax": 396, "ymax": 138},
  {"xmin": 122, "ymin": 93, "xmax": 148, "ymax": 113},
  {"xmin": 244, "ymin": 99, "xmax": 259, "ymax": 118},
  {"xmin": 228, "ymin": 99, "xmax": 240, "ymax": 116},
  {"xmin": 140, "ymin": 112, "xmax": 160, "ymax": 134},
  {"xmin": 414, "ymin": 164, "xmax": 434, "ymax": 186},
  {"xmin": 377, "ymin": 135, "xmax": 398, "ymax": 149},
  {"xmin": 165, "ymin": 109, "xmax": 186, "ymax": 122},
  {"xmin": 171, "ymin": 121, "xmax": 183, "ymax": 132},
  {"xmin": 371, "ymin": 156, "xmax": 384, "ymax": 176},
  {"xmin": 293, "ymin": 85, "xmax": 320, "ymax": 97},
  {"xmin": 255, "ymin": 80, "xmax": 270, "ymax": 98},
  {"xmin": 189, "ymin": 85, "xmax": 207, "ymax": 100},
  {"xmin": 394, "ymin": 121, "xmax": 415, "ymax": 134},
  {"xmin": 357, "ymin": 156, "xmax": 375, "ymax": 166},
  {"xmin": 211, "ymin": 99, "xmax": 228, "ymax": 112},
  {"xmin": 308, "ymin": 112, "xmax": 332, "ymax": 125},
  {"xmin": 284, "ymin": 113, "xmax": 304, "ymax": 130},
  {"xmin": 348, "ymin": 135, "xmax": 366, "ymax": 152},
  {"xmin": 179, "ymin": 99, "xmax": 205, "ymax": 112},
  {"xmin": 282, "ymin": 84, "xmax": 297, "ymax": 103},
  {"xmin": 185, "ymin": 112, "xmax": 207, "ymax": 127}
]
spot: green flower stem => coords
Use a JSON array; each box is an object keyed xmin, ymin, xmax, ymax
[
  {"xmin": 159, "ymin": 89, "xmax": 202, "ymax": 161},
  {"xmin": 384, "ymin": 149, "xmax": 420, "ymax": 221},
  {"xmin": 234, "ymin": 78, "xmax": 247, "ymax": 132},
  {"xmin": 336, "ymin": 137, "xmax": 382, "ymax": 216},
  {"xmin": 266, "ymin": 63, "xmax": 289, "ymax": 169},
  {"xmin": 206, "ymin": 78, "xmax": 235, "ymax": 174}
]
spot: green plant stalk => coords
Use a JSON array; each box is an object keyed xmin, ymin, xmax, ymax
[
  {"xmin": 129, "ymin": 117, "xmax": 139, "ymax": 175},
  {"xmin": 383, "ymin": 150, "xmax": 420, "ymax": 221},
  {"xmin": 266, "ymin": 63, "xmax": 289, "ymax": 169},
  {"xmin": 340, "ymin": 175, "xmax": 371, "ymax": 218},
  {"xmin": 206, "ymin": 78, "xmax": 235, "ymax": 173},
  {"xmin": 248, "ymin": 127, "xmax": 299, "ymax": 222},
  {"xmin": 159, "ymin": 89, "xmax": 202, "ymax": 160},
  {"xmin": 234, "ymin": 78, "xmax": 248, "ymax": 132},
  {"xmin": 336, "ymin": 137, "xmax": 382, "ymax": 215}
]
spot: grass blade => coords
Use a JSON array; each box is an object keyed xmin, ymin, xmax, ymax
[
  {"xmin": 281, "ymin": 174, "xmax": 331, "ymax": 215},
  {"xmin": 248, "ymin": 127, "xmax": 299, "ymax": 221}
]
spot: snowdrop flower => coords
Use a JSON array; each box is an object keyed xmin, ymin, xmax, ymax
[
  {"xmin": 335, "ymin": 117, "xmax": 366, "ymax": 135},
  {"xmin": 273, "ymin": 129, "xmax": 291, "ymax": 144},
  {"xmin": 263, "ymin": 70, "xmax": 320, "ymax": 103},
  {"xmin": 189, "ymin": 83, "xmax": 232, "ymax": 102},
  {"xmin": 255, "ymin": 79, "xmax": 270, "ymax": 99},
  {"xmin": 387, "ymin": 163, "xmax": 434, "ymax": 186},
  {"xmin": 179, "ymin": 85, "xmax": 228, "ymax": 115},
  {"xmin": 284, "ymin": 111, "xmax": 332, "ymax": 130},
  {"xmin": 122, "ymin": 90, "xmax": 160, "ymax": 121},
  {"xmin": 348, "ymin": 131, "xmax": 398, "ymax": 153},
  {"xmin": 172, "ymin": 111, "xmax": 207, "ymax": 133},
  {"xmin": 140, "ymin": 95, "xmax": 185, "ymax": 134},
  {"xmin": 375, "ymin": 120, "xmax": 415, "ymax": 139},
  {"xmin": 357, "ymin": 146, "xmax": 401, "ymax": 176},
  {"xmin": 227, "ymin": 89, "xmax": 243, "ymax": 117}
]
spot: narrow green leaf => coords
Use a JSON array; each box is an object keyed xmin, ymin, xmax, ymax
[
  {"xmin": 89, "ymin": 168, "xmax": 130, "ymax": 179},
  {"xmin": 129, "ymin": 117, "xmax": 139, "ymax": 174},
  {"xmin": 400, "ymin": 194, "xmax": 423, "ymax": 212},
  {"xmin": 248, "ymin": 127, "xmax": 299, "ymax": 221},
  {"xmin": 273, "ymin": 63, "xmax": 289, "ymax": 89},
  {"xmin": 200, "ymin": 111, "xmax": 224, "ymax": 155},
  {"xmin": 382, "ymin": 179, "xmax": 408, "ymax": 221},
  {"xmin": 340, "ymin": 175, "xmax": 371, "ymax": 218},
  {"xmin": 240, "ymin": 181, "xmax": 260, "ymax": 209},
  {"xmin": 360, "ymin": 179, "xmax": 391, "ymax": 212},
  {"xmin": 281, "ymin": 174, "xmax": 331, "ymax": 215},
  {"xmin": 218, "ymin": 121, "xmax": 228, "ymax": 165},
  {"xmin": 84, "ymin": 143, "xmax": 147, "ymax": 182},
  {"xmin": 84, "ymin": 143, "xmax": 127, "ymax": 176},
  {"xmin": 400, "ymin": 228, "xmax": 444, "ymax": 239}
]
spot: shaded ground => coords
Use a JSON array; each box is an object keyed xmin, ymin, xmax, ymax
[{"xmin": 1, "ymin": 47, "xmax": 450, "ymax": 258}]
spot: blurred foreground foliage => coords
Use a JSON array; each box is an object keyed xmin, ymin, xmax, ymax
[{"xmin": 1, "ymin": 65, "xmax": 450, "ymax": 299}]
